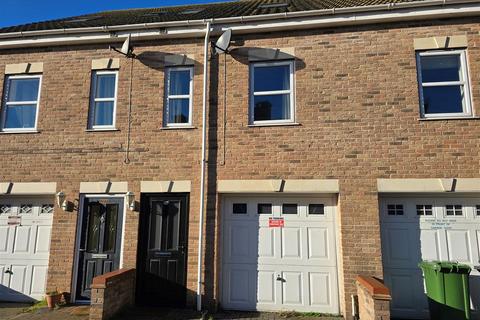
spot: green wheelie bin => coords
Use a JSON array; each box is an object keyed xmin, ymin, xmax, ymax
[{"xmin": 418, "ymin": 261, "xmax": 471, "ymax": 320}]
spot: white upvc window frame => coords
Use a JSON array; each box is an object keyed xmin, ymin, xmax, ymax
[
  {"xmin": 416, "ymin": 50, "xmax": 473, "ymax": 119},
  {"xmin": 1, "ymin": 74, "xmax": 42, "ymax": 132},
  {"xmin": 164, "ymin": 66, "xmax": 194, "ymax": 127},
  {"xmin": 249, "ymin": 60, "xmax": 295, "ymax": 125},
  {"xmin": 88, "ymin": 70, "xmax": 118, "ymax": 130}
]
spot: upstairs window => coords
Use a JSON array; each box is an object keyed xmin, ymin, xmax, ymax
[
  {"xmin": 88, "ymin": 71, "xmax": 118, "ymax": 129},
  {"xmin": 164, "ymin": 67, "xmax": 193, "ymax": 126},
  {"xmin": 416, "ymin": 50, "xmax": 472, "ymax": 118},
  {"xmin": 1, "ymin": 75, "xmax": 41, "ymax": 131},
  {"xmin": 250, "ymin": 61, "xmax": 294, "ymax": 124}
]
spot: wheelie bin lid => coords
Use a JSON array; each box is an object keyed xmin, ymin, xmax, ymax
[{"xmin": 419, "ymin": 261, "xmax": 471, "ymax": 274}]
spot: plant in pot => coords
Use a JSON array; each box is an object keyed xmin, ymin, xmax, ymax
[{"xmin": 45, "ymin": 290, "xmax": 62, "ymax": 309}]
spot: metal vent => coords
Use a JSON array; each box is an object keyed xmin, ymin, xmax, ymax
[
  {"xmin": 143, "ymin": 12, "xmax": 167, "ymax": 17},
  {"xmin": 65, "ymin": 15, "xmax": 103, "ymax": 23},
  {"xmin": 180, "ymin": 9, "xmax": 203, "ymax": 14},
  {"xmin": 258, "ymin": 2, "xmax": 289, "ymax": 9}
]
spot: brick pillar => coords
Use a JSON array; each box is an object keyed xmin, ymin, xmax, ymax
[
  {"xmin": 89, "ymin": 268, "xmax": 136, "ymax": 320},
  {"xmin": 356, "ymin": 275, "xmax": 391, "ymax": 320},
  {"xmin": 338, "ymin": 179, "xmax": 383, "ymax": 318}
]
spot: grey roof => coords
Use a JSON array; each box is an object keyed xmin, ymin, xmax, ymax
[{"xmin": 0, "ymin": 0, "xmax": 424, "ymax": 34}]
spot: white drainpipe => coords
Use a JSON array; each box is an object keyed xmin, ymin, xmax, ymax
[{"xmin": 197, "ymin": 20, "xmax": 211, "ymax": 312}]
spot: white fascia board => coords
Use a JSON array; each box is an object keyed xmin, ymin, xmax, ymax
[{"xmin": 0, "ymin": 2, "xmax": 480, "ymax": 49}]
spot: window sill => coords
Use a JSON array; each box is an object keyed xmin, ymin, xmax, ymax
[
  {"xmin": 0, "ymin": 130, "xmax": 39, "ymax": 134},
  {"xmin": 248, "ymin": 122, "xmax": 301, "ymax": 128},
  {"xmin": 85, "ymin": 128, "xmax": 120, "ymax": 132},
  {"xmin": 418, "ymin": 116, "xmax": 480, "ymax": 121},
  {"xmin": 160, "ymin": 126, "xmax": 197, "ymax": 130}
]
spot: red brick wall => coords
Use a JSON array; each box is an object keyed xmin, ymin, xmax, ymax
[
  {"xmin": 90, "ymin": 268, "xmax": 136, "ymax": 320},
  {"xmin": 0, "ymin": 17, "xmax": 479, "ymax": 318},
  {"xmin": 211, "ymin": 18, "xmax": 480, "ymax": 315},
  {"xmin": 0, "ymin": 38, "xmax": 206, "ymax": 306}
]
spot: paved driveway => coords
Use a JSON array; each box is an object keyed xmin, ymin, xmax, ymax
[
  {"xmin": 0, "ymin": 303, "xmax": 342, "ymax": 320},
  {"xmin": 0, "ymin": 303, "xmax": 89, "ymax": 320},
  {"xmin": 113, "ymin": 307, "xmax": 342, "ymax": 320}
]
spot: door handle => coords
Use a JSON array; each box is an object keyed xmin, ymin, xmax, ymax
[
  {"xmin": 276, "ymin": 274, "xmax": 284, "ymax": 282},
  {"xmin": 5, "ymin": 268, "xmax": 13, "ymax": 275}
]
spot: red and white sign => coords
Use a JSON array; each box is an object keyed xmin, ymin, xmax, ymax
[
  {"xmin": 269, "ymin": 217, "xmax": 284, "ymax": 228},
  {"xmin": 7, "ymin": 216, "xmax": 21, "ymax": 226}
]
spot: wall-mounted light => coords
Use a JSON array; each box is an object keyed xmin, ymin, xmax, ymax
[
  {"xmin": 126, "ymin": 191, "xmax": 135, "ymax": 210},
  {"xmin": 56, "ymin": 191, "xmax": 67, "ymax": 210}
]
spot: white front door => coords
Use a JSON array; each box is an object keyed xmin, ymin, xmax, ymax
[
  {"xmin": 380, "ymin": 196, "xmax": 480, "ymax": 319},
  {"xmin": 0, "ymin": 197, "xmax": 54, "ymax": 302},
  {"xmin": 221, "ymin": 195, "xmax": 339, "ymax": 314}
]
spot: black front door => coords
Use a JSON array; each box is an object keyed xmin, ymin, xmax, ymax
[
  {"xmin": 137, "ymin": 194, "xmax": 189, "ymax": 306},
  {"xmin": 76, "ymin": 197, "xmax": 124, "ymax": 300}
]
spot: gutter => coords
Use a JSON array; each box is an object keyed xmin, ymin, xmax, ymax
[
  {"xmin": 0, "ymin": 0, "xmax": 478, "ymax": 48},
  {"xmin": 197, "ymin": 20, "xmax": 211, "ymax": 313}
]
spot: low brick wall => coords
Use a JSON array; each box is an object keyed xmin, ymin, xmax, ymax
[
  {"xmin": 356, "ymin": 275, "xmax": 391, "ymax": 320},
  {"xmin": 90, "ymin": 268, "xmax": 136, "ymax": 320}
]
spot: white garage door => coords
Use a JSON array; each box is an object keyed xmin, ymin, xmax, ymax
[
  {"xmin": 380, "ymin": 196, "xmax": 480, "ymax": 319},
  {"xmin": 221, "ymin": 196, "xmax": 339, "ymax": 314},
  {"xmin": 0, "ymin": 197, "xmax": 54, "ymax": 302}
]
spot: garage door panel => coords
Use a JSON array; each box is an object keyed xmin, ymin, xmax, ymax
[
  {"xmin": 9, "ymin": 265, "xmax": 27, "ymax": 293},
  {"xmin": 0, "ymin": 265, "xmax": 6, "ymax": 285},
  {"xmin": 0, "ymin": 226, "xmax": 9, "ymax": 253},
  {"xmin": 307, "ymin": 227, "xmax": 329, "ymax": 260},
  {"xmin": 308, "ymin": 272, "xmax": 331, "ymax": 307},
  {"xmin": 257, "ymin": 270, "xmax": 276, "ymax": 304},
  {"xmin": 13, "ymin": 226, "xmax": 31, "ymax": 253},
  {"xmin": 222, "ymin": 264, "xmax": 257, "ymax": 310},
  {"xmin": 34, "ymin": 225, "xmax": 51, "ymax": 254},
  {"xmin": 281, "ymin": 228, "xmax": 302, "ymax": 259},
  {"xmin": 282, "ymin": 271, "xmax": 303, "ymax": 305},
  {"xmin": 259, "ymin": 227, "xmax": 275, "ymax": 258},
  {"xmin": 420, "ymin": 229, "xmax": 441, "ymax": 262},
  {"xmin": 387, "ymin": 270, "xmax": 427, "ymax": 311},
  {"xmin": 230, "ymin": 225, "xmax": 252, "ymax": 259},
  {"xmin": 383, "ymin": 226, "xmax": 413, "ymax": 267},
  {"xmin": 30, "ymin": 265, "xmax": 48, "ymax": 296},
  {"xmin": 446, "ymin": 230, "xmax": 472, "ymax": 264},
  {"xmin": 224, "ymin": 222, "xmax": 258, "ymax": 264},
  {"xmin": 230, "ymin": 268, "xmax": 251, "ymax": 303}
]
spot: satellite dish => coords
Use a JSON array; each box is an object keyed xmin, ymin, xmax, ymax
[
  {"xmin": 214, "ymin": 29, "xmax": 232, "ymax": 54},
  {"xmin": 110, "ymin": 34, "xmax": 135, "ymax": 57},
  {"xmin": 121, "ymin": 34, "xmax": 132, "ymax": 56}
]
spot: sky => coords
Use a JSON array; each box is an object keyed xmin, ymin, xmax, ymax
[{"xmin": 0, "ymin": 0, "xmax": 226, "ymax": 28}]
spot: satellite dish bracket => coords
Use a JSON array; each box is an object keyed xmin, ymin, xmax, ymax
[
  {"xmin": 110, "ymin": 46, "xmax": 136, "ymax": 58},
  {"xmin": 109, "ymin": 34, "xmax": 136, "ymax": 58},
  {"xmin": 212, "ymin": 29, "xmax": 232, "ymax": 56},
  {"xmin": 212, "ymin": 43, "xmax": 230, "ymax": 54}
]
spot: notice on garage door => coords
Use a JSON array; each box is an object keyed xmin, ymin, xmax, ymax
[{"xmin": 268, "ymin": 217, "xmax": 284, "ymax": 227}]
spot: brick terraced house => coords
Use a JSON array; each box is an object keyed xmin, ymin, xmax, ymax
[{"xmin": 0, "ymin": 0, "xmax": 480, "ymax": 319}]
